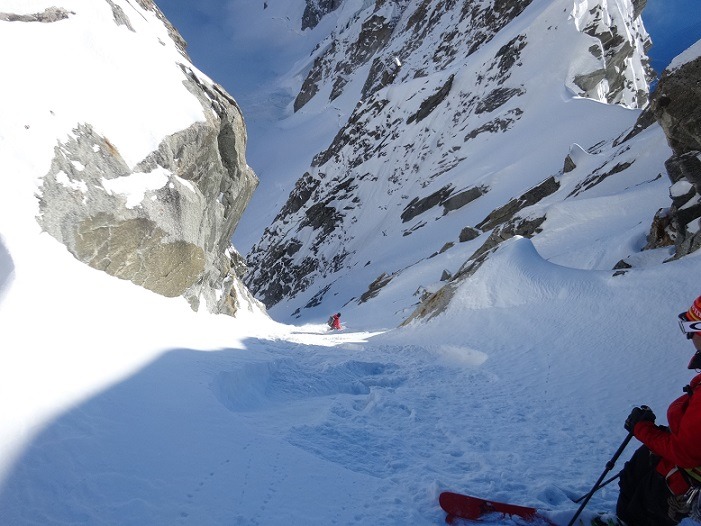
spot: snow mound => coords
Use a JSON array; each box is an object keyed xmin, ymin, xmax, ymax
[{"xmin": 448, "ymin": 236, "xmax": 595, "ymax": 312}]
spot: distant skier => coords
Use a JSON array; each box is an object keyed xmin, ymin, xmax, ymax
[
  {"xmin": 327, "ymin": 312, "xmax": 342, "ymax": 330},
  {"xmin": 616, "ymin": 294, "xmax": 701, "ymax": 526}
]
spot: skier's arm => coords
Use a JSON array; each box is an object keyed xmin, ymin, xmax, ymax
[{"xmin": 635, "ymin": 397, "xmax": 701, "ymax": 468}]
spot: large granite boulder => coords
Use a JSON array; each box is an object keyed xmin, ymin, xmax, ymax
[{"xmin": 32, "ymin": 1, "xmax": 259, "ymax": 316}]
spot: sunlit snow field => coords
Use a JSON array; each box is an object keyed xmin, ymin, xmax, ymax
[{"xmin": 1, "ymin": 1, "xmax": 700, "ymax": 525}]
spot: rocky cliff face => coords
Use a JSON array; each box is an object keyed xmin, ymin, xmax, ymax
[
  {"xmin": 645, "ymin": 51, "xmax": 701, "ymax": 259},
  {"xmin": 293, "ymin": 0, "xmax": 651, "ymax": 114},
  {"xmin": 406, "ymin": 46, "xmax": 701, "ymax": 324},
  {"xmin": 11, "ymin": 0, "xmax": 260, "ymax": 315},
  {"xmin": 244, "ymin": 0, "xmax": 656, "ymax": 320}
]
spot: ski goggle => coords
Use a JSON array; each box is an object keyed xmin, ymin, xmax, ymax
[{"xmin": 678, "ymin": 313, "xmax": 701, "ymax": 339}]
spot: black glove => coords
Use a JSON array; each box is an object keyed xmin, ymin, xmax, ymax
[{"xmin": 624, "ymin": 405, "xmax": 656, "ymax": 433}]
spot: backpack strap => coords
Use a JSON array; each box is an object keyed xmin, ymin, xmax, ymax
[{"xmin": 675, "ymin": 378, "xmax": 701, "ymax": 487}]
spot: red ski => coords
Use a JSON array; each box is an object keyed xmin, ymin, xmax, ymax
[{"xmin": 439, "ymin": 492, "xmax": 557, "ymax": 524}]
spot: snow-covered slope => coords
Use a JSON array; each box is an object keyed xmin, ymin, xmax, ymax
[
  {"xmin": 240, "ymin": 0, "xmax": 675, "ymax": 329},
  {"xmin": 1, "ymin": 1, "xmax": 701, "ymax": 525}
]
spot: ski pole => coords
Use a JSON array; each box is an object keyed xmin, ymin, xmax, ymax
[
  {"xmin": 572, "ymin": 472, "xmax": 621, "ymax": 503},
  {"xmin": 566, "ymin": 432, "xmax": 634, "ymax": 526}
]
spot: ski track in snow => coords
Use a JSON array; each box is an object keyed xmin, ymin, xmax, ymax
[
  {"xmin": 0, "ymin": 324, "xmax": 609, "ymax": 525},
  {"xmin": 205, "ymin": 333, "xmax": 632, "ymax": 525},
  {"xmin": 204, "ymin": 338, "xmax": 529, "ymax": 525}
]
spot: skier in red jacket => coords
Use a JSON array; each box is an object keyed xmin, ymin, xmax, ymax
[
  {"xmin": 328, "ymin": 312, "xmax": 342, "ymax": 330},
  {"xmin": 617, "ymin": 294, "xmax": 701, "ymax": 525}
]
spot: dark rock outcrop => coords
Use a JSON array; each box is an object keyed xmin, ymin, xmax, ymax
[
  {"xmin": 645, "ymin": 55, "xmax": 701, "ymax": 258},
  {"xmin": 359, "ymin": 273, "xmax": 394, "ymax": 304},
  {"xmin": 302, "ymin": 0, "xmax": 342, "ymax": 31},
  {"xmin": 295, "ymin": 10, "xmax": 398, "ymax": 111},
  {"xmin": 401, "ymin": 185, "xmax": 454, "ymax": 223},
  {"xmin": 476, "ymin": 177, "xmax": 559, "ymax": 231},
  {"xmin": 407, "ymin": 75, "xmax": 454, "ymax": 124}
]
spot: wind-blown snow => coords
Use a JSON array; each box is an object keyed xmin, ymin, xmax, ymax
[
  {"xmin": 1, "ymin": 1, "xmax": 700, "ymax": 525},
  {"xmin": 669, "ymin": 39, "xmax": 701, "ymax": 70}
]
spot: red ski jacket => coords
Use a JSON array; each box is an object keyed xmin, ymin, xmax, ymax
[{"xmin": 634, "ymin": 373, "xmax": 701, "ymax": 491}]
